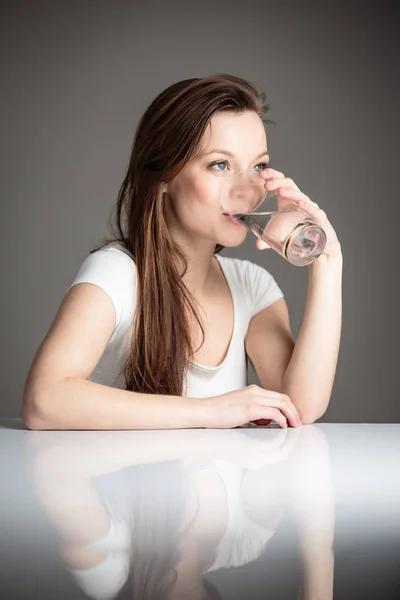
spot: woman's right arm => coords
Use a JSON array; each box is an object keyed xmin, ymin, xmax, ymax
[
  {"xmin": 22, "ymin": 283, "xmax": 208, "ymax": 430},
  {"xmin": 22, "ymin": 283, "xmax": 301, "ymax": 430}
]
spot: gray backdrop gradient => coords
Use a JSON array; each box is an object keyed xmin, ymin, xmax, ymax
[{"xmin": 1, "ymin": 1, "xmax": 399, "ymax": 420}]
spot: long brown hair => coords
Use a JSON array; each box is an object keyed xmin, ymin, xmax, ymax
[{"xmin": 92, "ymin": 74, "xmax": 273, "ymax": 396}]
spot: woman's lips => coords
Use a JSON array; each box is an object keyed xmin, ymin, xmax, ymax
[
  {"xmin": 224, "ymin": 213, "xmax": 243, "ymax": 226},
  {"xmin": 223, "ymin": 209, "xmax": 249, "ymax": 227}
]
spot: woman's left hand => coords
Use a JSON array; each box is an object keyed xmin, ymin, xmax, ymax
[{"xmin": 256, "ymin": 168, "xmax": 342, "ymax": 263}]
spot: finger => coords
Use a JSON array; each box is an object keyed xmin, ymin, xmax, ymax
[
  {"xmin": 280, "ymin": 189, "xmax": 326, "ymax": 214},
  {"xmin": 249, "ymin": 407, "xmax": 287, "ymax": 429},
  {"xmin": 259, "ymin": 168, "xmax": 285, "ymax": 179},
  {"xmin": 256, "ymin": 238, "xmax": 271, "ymax": 250},
  {"xmin": 280, "ymin": 188, "xmax": 318, "ymax": 207},
  {"xmin": 265, "ymin": 177, "xmax": 300, "ymax": 192},
  {"xmin": 278, "ymin": 398, "xmax": 302, "ymax": 428},
  {"xmin": 259, "ymin": 394, "xmax": 302, "ymax": 428},
  {"xmin": 294, "ymin": 197, "xmax": 327, "ymax": 221},
  {"xmin": 276, "ymin": 395, "xmax": 302, "ymax": 427},
  {"xmin": 268, "ymin": 409, "xmax": 288, "ymax": 429}
]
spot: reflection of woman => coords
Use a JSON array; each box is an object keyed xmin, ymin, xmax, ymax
[
  {"xmin": 65, "ymin": 461, "xmax": 191, "ymax": 600},
  {"xmin": 64, "ymin": 459, "xmax": 283, "ymax": 600},
  {"xmin": 67, "ymin": 460, "xmax": 228, "ymax": 600},
  {"xmin": 25, "ymin": 427, "xmax": 334, "ymax": 599},
  {"xmin": 25, "ymin": 428, "xmax": 305, "ymax": 599},
  {"xmin": 22, "ymin": 74, "xmax": 342, "ymax": 432}
]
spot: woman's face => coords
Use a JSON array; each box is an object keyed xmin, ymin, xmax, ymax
[{"xmin": 163, "ymin": 110, "xmax": 270, "ymax": 249}]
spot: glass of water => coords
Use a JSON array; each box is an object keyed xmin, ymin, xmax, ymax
[{"xmin": 221, "ymin": 168, "xmax": 327, "ymax": 266}]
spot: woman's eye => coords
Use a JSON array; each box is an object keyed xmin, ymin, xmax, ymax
[
  {"xmin": 253, "ymin": 162, "xmax": 269, "ymax": 172},
  {"xmin": 210, "ymin": 160, "xmax": 228, "ymax": 171},
  {"xmin": 209, "ymin": 160, "xmax": 269, "ymax": 172}
]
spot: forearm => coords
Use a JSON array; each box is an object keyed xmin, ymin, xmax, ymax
[
  {"xmin": 282, "ymin": 255, "xmax": 343, "ymax": 423},
  {"xmin": 22, "ymin": 376, "xmax": 207, "ymax": 431}
]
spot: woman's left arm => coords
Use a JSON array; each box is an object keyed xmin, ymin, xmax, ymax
[
  {"xmin": 254, "ymin": 169, "xmax": 343, "ymax": 424},
  {"xmin": 281, "ymin": 253, "xmax": 343, "ymax": 424}
]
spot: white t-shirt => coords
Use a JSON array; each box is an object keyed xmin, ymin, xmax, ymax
[{"xmin": 66, "ymin": 241, "xmax": 284, "ymax": 397}]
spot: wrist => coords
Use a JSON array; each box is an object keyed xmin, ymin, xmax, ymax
[
  {"xmin": 309, "ymin": 251, "xmax": 343, "ymax": 272},
  {"xmin": 184, "ymin": 395, "xmax": 214, "ymax": 429}
]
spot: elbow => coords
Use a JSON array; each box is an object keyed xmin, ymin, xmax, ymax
[
  {"xmin": 21, "ymin": 404, "xmax": 48, "ymax": 431},
  {"xmin": 300, "ymin": 415, "xmax": 319, "ymax": 425},
  {"xmin": 21, "ymin": 388, "xmax": 52, "ymax": 431},
  {"xmin": 299, "ymin": 408, "xmax": 327, "ymax": 425},
  {"xmin": 288, "ymin": 395, "xmax": 331, "ymax": 426}
]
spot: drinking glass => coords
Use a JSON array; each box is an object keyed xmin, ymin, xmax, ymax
[{"xmin": 221, "ymin": 167, "xmax": 327, "ymax": 266}]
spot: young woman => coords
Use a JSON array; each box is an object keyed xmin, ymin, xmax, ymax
[{"xmin": 21, "ymin": 74, "xmax": 342, "ymax": 431}]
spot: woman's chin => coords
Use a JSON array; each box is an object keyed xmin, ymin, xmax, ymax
[{"xmin": 218, "ymin": 230, "xmax": 248, "ymax": 247}]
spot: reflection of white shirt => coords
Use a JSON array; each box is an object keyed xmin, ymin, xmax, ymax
[
  {"xmin": 67, "ymin": 242, "xmax": 284, "ymax": 397},
  {"xmin": 198, "ymin": 459, "xmax": 276, "ymax": 573},
  {"xmin": 70, "ymin": 543, "xmax": 129, "ymax": 600},
  {"xmin": 68, "ymin": 460, "xmax": 276, "ymax": 599}
]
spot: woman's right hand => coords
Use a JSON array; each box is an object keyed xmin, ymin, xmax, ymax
[{"xmin": 203, "ymin": 385, "xmax": 302, "ymax": 429}]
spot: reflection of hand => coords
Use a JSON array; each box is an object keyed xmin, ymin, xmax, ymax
[{"xmin": 222, "ymin": 425, "xmax": 302, "ymax": 469}]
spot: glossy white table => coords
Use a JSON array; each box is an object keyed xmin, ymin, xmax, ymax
[{"xmin": 1, "ymin": 420, "xmax": 399, "ymax": 599}]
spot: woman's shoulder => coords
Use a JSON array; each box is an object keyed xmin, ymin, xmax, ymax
[
  {"xmin": 77, "ymin": 240, "xmax": 136, "ymax": 276},
  {"xmin": 69, "ymin": 241, "xmax": 137, "ymax": 288},
  {"xmin": 67, "ymin": 241, "xmax": 138, "ymax": 326},
  {"xmin": 93, "ymin": 240, "xmax": 135, "ymax": 262}
]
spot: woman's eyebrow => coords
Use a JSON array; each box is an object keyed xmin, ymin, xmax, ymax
[{"xmin": 200, "ymin": 149, "xmax": 270, "ymax": 160}]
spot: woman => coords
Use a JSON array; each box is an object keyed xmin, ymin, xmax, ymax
[{"xmin": 21, "ymin": 74, "xmax": 342, "ymax": 431}]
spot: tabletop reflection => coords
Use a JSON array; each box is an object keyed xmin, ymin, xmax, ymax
[{"xmin": 22, "ymin": 425, "xmax": 334, "ymax": 600}]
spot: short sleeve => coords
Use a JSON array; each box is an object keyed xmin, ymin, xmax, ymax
[
  {"xmin": 68, "ymin": 552, "xmax": 129, "ymax": 600},
  {"xmin": 66, "ymin": 508, "xmax": 130, "ymax": 599},
  {"xmin": 66, "ymin": 246, "xmax": 136, "ymax": 331},
  {"xmin": 245, "ymin": 261, "xmax": 284, "ymax": 318}
]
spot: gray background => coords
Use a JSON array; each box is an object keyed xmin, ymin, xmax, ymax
[{"xmin": 1, "ymin": 0, "xmax": 398, "ymax": 421}]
